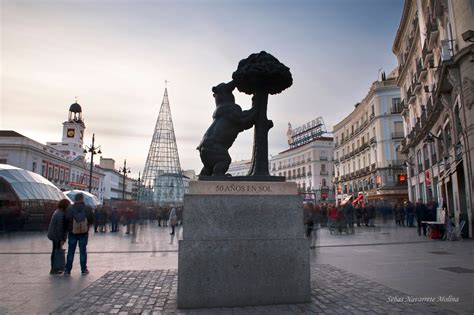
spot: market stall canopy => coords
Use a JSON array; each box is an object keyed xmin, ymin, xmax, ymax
[
  {"xmin": 64, "ymin": 190, "xmax": 101, "ymax": 208},
  {"xmin": 0, "ymin": 164, "xmax": 65, "ymax": 201}
]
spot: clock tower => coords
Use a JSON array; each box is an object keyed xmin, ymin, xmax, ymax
[{"xmin": 48, "ymin": 102, "xmax": 86, "ymax": 160}]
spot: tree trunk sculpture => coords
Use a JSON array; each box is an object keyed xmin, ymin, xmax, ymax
[{"xmin": 232, "ymin": 51, "xmax": 293, "ymax": 177}]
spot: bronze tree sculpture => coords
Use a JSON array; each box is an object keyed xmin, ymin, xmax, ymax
[{"xmin": 232, "ymin": 51, "xmax": 293, "ymax": 176}]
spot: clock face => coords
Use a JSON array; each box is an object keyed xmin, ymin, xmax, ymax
[{"xmin": 67, "ymin": 129, "xmax": 75, "ymax": 138}]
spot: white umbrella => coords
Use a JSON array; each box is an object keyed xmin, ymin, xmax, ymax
[{"xmin": 64, "ymin": 190, "xmax": 101, "ymax": 208}]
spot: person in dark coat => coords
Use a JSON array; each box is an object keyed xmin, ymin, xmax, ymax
[
  {"xmin": 367, "ymin": 204, "xmax": 376, "ymax": 227},
  {"xmin": 344, "ymin": 203, "xmax": 355, "ymax": 234},
  {"xmin": 47, "ymin": 198, "xmax": 70, "ymax": 274},
  {"xmin": 64, "ymin": 193, "xmax": 94, "ymax": 275},
  {"xmin": 110, "ymin": 207, "xmax": 119, "ymax": 232},
  {"xmin": 394, "ymin": 203, "xmax": 405, "ymax": 226},
  {"xmin": 405, "ymin": 201, "xmax": 415, "ymax": 227},
  {"xmin": 355, "ymin": 204, "xmax": 363, "ymax": 227},
  {"xmin": 415, "ymin": 199, "xmax": 427, "ymax": 236}
]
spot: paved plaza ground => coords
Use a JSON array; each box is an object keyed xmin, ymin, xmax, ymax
[{"xmin": 0, "ymin": 221, "xmax": 472, "ymax": 314}]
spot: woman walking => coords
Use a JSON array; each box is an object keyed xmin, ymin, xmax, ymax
[
  {"xmin": 169, "ymin": 206, "xmax": 178, "ymax": 235},
  {"xmin": 47, "ymin": 198, "xmax": 70, "ymax": 274}
]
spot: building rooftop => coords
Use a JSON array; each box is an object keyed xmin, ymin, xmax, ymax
[{"xmin": 0, "ymin": 130, "xmax": 26, "ymax": 138}]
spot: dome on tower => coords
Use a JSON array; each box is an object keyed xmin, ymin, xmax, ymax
[{"xmin": 69, "ymin": 102, "xmax": 82, "ymax": 113}]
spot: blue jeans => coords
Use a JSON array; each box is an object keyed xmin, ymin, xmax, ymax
[{"xmin": 65, "ymin": 233, "xmax": 88, "ymax": 272}]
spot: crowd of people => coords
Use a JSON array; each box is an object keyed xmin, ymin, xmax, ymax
[
  {"xmin": 303, "ymin": 199, "xmax": 450, "ymax": 245},
  {"xmin": 46, "ymin": 194, "xmax": 182, "ymax": 275}
]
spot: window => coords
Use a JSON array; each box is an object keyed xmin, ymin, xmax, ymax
[
  {"xmin": 321, "ymin": 164, "xmax": 326, "ymax": 172},
  {"xmin": 392, "ymin": 97, "xmax": 401, "ymax": 112},
  {"xmin": 0, "ymin": 159, "xmax": 6, "ymax": 164},
  {"xmin": 444, "ymin": 123, "xmax": 452, "ymax": 148},
  {"xmin": 320, "ymin": 151, "xmax": 327, "ymax": 160},
  {"xmin": 423, "ymin": 145, "xmax": 430, "ymax": 170},
  {"xmin": 437, "ymin": 129, "xmax": 444, "ymax": 160},
  {"xmin": 322, "ymin": 178, "xmax": 327, "ymax": 187},
  {"xmin": 454, "ymin": 106, "xmax": 462, "ymax": 135},
  {"xmin": 32, "ymin": 162, "xmax": 37, "ymax": 172},
  {"xmin": 417, "ymin": 149, "xmax": 423, "ymax": 173}
]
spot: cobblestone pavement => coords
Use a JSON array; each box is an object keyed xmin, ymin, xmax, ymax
[{"xmin": 52, "ymin": 264, "xmax": 456, "ymax": 315}]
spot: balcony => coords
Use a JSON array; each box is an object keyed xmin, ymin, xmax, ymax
[
  {"xmin": 427, "ymin": 18, "xmax": 439, "ymax": 49},
  {"xmin": 422, "ymin": 39, "xmax": 434, "ymax": 68},
  {"xmin": 391, "ymin": 132, "xmax": 404, "ymax": 139},
  {"xmin": 412, "ymin": 80, "xmax": 422, "ymax": 94},
  {"xmin": 371, "ymin": 163, "xmax": 376, "ymax": 171},
  {"xmin": 370, "ymin": 137, "xmax": 377, "ymax": 145},
  {"xmin": 319, "ymin": 156, "xmax": 328, "ymax": 161},
  {"xmin": 407, "ymin": 85, "xmax": 416, "ymax": 104},
  {"xmin": 320, "ymin": 170, "xmax": 329, "ymax": 175},
  {"xmin": 307, "ymin": 172, "xmax": 312, "ymax": 176},
  {"xmin": 416, "ymin": 58, "xmax": 428, "ymax": 81},
  {"xmin": 370, "ymin": 113, "xmax": 375, "ymax": 121}
]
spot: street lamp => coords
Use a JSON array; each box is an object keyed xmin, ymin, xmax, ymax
[
  {"xmin": 83, "ymin": 133, "xmax": 102, "ymax": 193},
  {"xmin": 119, "ymin": 159, "xmax": 131, "ymax": 200},
  {"xmin": 423, "ymin": 131, "xmax": 441, "ymax": 143}
]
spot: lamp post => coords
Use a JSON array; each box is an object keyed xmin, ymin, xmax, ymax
[
  {"xmin": 136, "ymin": 171, "xmax": 141, "ymax": 202},
  {"xmin": 119, "ymin": 159, "xmax": 131, "ymax": 201},
  {"xmin": 84, "ymin": 133, "xmax": 102, "ymax": 193}
]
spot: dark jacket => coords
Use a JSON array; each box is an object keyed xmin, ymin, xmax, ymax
[
  {"xmin": 415, "ymin": 203, "xmax": 427, "ymax": 221},
  {"xmin": 65, "ymin": 202, "xmax": 94, "ymax": 235},
  {"xmin": 47, "ymin": 209, "xmax": 67, "ymax": 241}
]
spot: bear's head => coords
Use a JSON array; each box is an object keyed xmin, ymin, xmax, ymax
[{"xmin": 212, "ymin": 82, "xmax": 235, "ymax": 105}]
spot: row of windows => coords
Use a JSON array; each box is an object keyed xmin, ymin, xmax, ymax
[{"xmin": 272, "ymin": 151, "xmax": 329, "ymax": 170}]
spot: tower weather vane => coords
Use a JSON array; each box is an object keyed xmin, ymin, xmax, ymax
[{"xmin": 197, "ymin": 51, "xmax": 293, "ymax": 180}]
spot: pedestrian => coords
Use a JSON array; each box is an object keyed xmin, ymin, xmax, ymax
[
  {"xmin": 415, "ymin": 199, "xmax": 427, "ymax": 236},
  {"xmin": 310, "ymin": 204, "xmax": 321, "ymax": 248},
  {"xmin": 110, "ymin": 207, "xmax": 119, "ymax": 232},
  {"xmin": 344, "ymin": 202, "xmax": 355, "ymax": 234},
  {"xmin": 93, "ymin": 208, "xmax": 100, "ymax": 233},
  {"xmin": 328, "ymin": 204, "xmax": 338, "ymax": 232},
  {"xmin": 320, "ymin": 203, "xmax": 328, "ymax": 227},
  {"xmin": 362, "ymin": 205, "xmax": 369, "ymax": 226},
  {"xmin": 99, "ymin": 207, "xmax": 107, "ymax": 232},
  {"xmin": 367, "ymin": 203, "xmax": 376, "ymax": 227},
  {"xmin": 64, "ymin": 193, "xmax": 94, "ymax": 275},
  {"xmin": 355, "ymin": 204, "xmax": 363, "ymax": 227},
  {"xmin": 304, "ymin": 203, "xmax": 314, "ymax": 238},
  {"xmin": 47, "ymin": 198, "xmax": 70, "ymax": 274},
  {"xmin": 169, "ymin": 206, "xmax": 178, "ymax": 235},
  {"xmin": 405, "ymin": 201, "xmax": 415, "ymax": 227}
]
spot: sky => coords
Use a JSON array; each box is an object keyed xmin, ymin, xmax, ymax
[{"xmin": 1, "ymin": 0, "xmax": 404, "ymax": 178}]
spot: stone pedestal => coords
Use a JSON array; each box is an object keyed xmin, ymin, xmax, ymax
[{"xmin": 177, "ymin": 181, "xmax": 310, "ymax": 309}]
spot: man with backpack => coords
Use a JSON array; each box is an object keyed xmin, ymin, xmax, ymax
[{"xmin": 64, "ymin": 193, "xmax": 94, "ymax": 275}]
